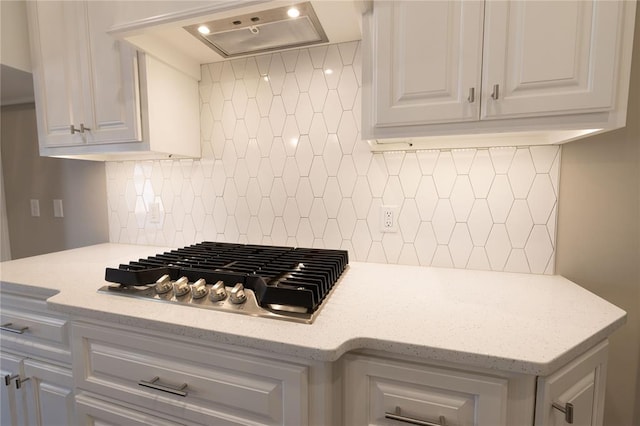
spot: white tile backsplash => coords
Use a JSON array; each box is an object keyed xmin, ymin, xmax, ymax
[{"xmin": 106, "ymin": 41, "xmax": 561, "ymax": 274}]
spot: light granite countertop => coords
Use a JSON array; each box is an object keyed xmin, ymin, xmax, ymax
[{"xmin": 0, "ymin": 243, "xmax": 626, "ymax": 375}]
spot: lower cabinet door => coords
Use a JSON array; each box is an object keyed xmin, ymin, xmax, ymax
[
  {"xmin": 1, "ymin": 352, "xmax": 27, "ymax": 426},
  {"xmin": 343, "ymin": 354, "xmax": 508, "ymax": 426},
  {"xmin": 535, "ymin": 341, "xmax": 608, "ymax": 426},
  {"xmin": 75, "ymin": 392, "xmax": 190, "ymax": 426},
  {"xmin": 22, "ymin": 359, "xmax": 74, "ymax": 426}
]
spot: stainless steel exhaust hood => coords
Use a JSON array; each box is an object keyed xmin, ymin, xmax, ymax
[{"xmin": 183, "ymin": 2, "xmax": 328, "ymax": 58}]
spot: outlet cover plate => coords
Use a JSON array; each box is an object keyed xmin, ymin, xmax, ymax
[{"xmin": 380, "ymin": 205, "xmax": 399, "ymax": 233}]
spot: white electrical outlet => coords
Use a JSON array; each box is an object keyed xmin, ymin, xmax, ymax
[
  {"xmin": 53, "ymin": 199, "xmax": 64, "ymax": 217},
  {"xmin": 380, "ymin": 205, "xmax": 398, "ymax": 233},
  {"xmin": 30, "ymin": 199, "xmax": 40, "ymax": 217}
]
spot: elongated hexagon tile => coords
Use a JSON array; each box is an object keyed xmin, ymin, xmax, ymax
[
  {"xmin": 309, "ymin": 113, "xmax": 328, "ymax": 155},
  {"xmin": 525, "ymin": 225, "xmax": 554, "ymax": 273},
  {"xmin": 367, "ymin": 155, "xmax": 388, "ymax": 198},
  {"xmin": 433, "ymin": 152, "xmax": 457, "ymax": 197},
  {"xmin": 353, "ymin": 139, "xmax": 372, "ymax": 176},
  {"xmin": 382, "ymin": 232, "xmax": 404, "ymax": 263},
  {"xmin": 256, "ymin": 78, "xmax": 273, "ymax": 117},
  {"xmin": 192, "ymin": 198, "xmax": 206, "ymax": 231},
  {"xmin": 295, "ymin": 93, "xmax": 314, "ymax": 134},
  {"xmin": 245, "ymin": 139, "xmax": 261, "ymax": 177},
  {"xmin": 247, "ymin": 217, "xmax": 263, "ymax": 244},
  {"xmin": 415, "ymin": 176, "xmax": 438, "ymax": 221},
  {"xmin": 452, "ymin": 149, "xmax": 475, "ymax": 174},
  {"xmin": 309, "ymin": 69, "xmax": 328, "ymax": 112},
  {"xmin": 224, "ymin": 216, "xmax": 240, "ymax": 241},
  {"xmin": 467, "ymin": 247, "xmax": 491, "ymax": 271},
  {"xmin": 281, "ymin": 73, "xmax": 300, "ymax": 115},
  {"xmin": 309, "ymin": 45, "xmax": 328, "ymax": 68},
  {"xmin": 547, "ymin": 205, "xmax": 557, "ymax": 247},
  {"xmin": 323, "ymin": 134, "xmax": 342, "ymax": 176},
  {"xmin": 295, "ymin": 50, "xmax": 313, "ymax": 92},
  {"xmin": 528, "ymin": 175, "xmax": 556, "ymax": 224},
  {"xmin": 296, "ymin": 178, "xmax": 314, "ymax": 217},
  {"xmin": 282, "ymin": 117, "xmax": 300, "ymax": 157},
  {"xmin": 244, "ymin": 99, "xmax": 260, "ymax": 137},
  {"xmin": 367, "ymin": 241, "xmax": 387, "ymax": 263},
  {"xmin": 352, "ymin": 220, "xmax": 372, "ymax": 261},
  {"xmin": 222, "ymin": 139, "xmax": 237, "ymax": 177},
  {"xmin": 550, "ymin": 150, "xmax": 560, "ymax": 197},
  {"xmin": 201, "ymin": 104, "xmax": 213, "ymax": 140},
  {"xmin": 258, "ymin": 197, "xmax": 275, "ymax": 235},
  {"xmin": 232, "ymin": 80, "xmax": 248, "ymax": 118},
  {"xmin": 337, "ymin": 155, "xmax": 357, "ymax": 196},
  {"xmin": 487, "ymin": 175, "xmax": 514, "ymax": 223},
  {"xmin": 181, "ymin": 183, "xmax": 195, "ymax": 214},
  {"xmin": 449, "ymin": 224, "xmax": 473, "ymax": 268},
  {"xmin": 230, "ymin": 58, "xmax": 246, "ymax": 79},
  {"xmin": 416, "ymin": 150, "xmax": 439, "ymax": 175},
  {"xmin": 269, "ymin": 96, "xmax": 286, "ymax": 137},
  {"xmin": 432, "ymin": 246, "xmax": 453, "ymax": 268},
  {"xmin": 233, "ymin": 121, "xmax": 249, "ymax": 158},
  {"xmin": 323, "ymin": 45, "xmax": 343, "ymax": 89},
  {"xmin": 295, "ymin": 135, "xmax": 314, "ymax": 176},
  {"xmin": 323, "ymin": 90, "xmax": 343, "ymax": 134},
  {"xmin": 257, "ymin": 117, "xmax": 274, "ymax": 157},
  {"xmin": 399, "ymin": 199, "xmax": 420, "ymax": 242},
  {"xmin": 352, "ymin": 176, "xmax": 372, "ymax": 219},
  {"xmin": 255, "ymin": 54, "xmax": 271, "ymax": 76},
  {"xmin": 235, "ymin": 197, "xmax": 251, "ymax": 234},
  {"xmin": 383, "ymin": 152, "xmax": 404, "ymax": 176},
  {"xmin": 382, "ymin": 176, "xmax": 404, "ymax": 207},
  {"xmin": 223, "ymin": 178, "xmax": 238, "ymax": 214},
  {"xmin": 269, "ymin": 138, "xmax": 287, "ymax": 177},
  {"xmin": 432, "ymin": 200, "xmax": 455, "ymax": 244},
  {"xmin": 271, "ymin": 218, "xmax": 287, "ymax": 246},
  {"xmin": 467, "ymin": 200, "xmax": 493, "ymax": 246},
  {"xmin": 296, "ymin": 218, "xmax": 314, "ymax": 247},
  {"xmin": 213, "ymin": 199, "xmax": 227, "ymax": 231},
  {"xmin": 309, "ymin": 198, "xmax": 328, "ymax": 238},
  {"xmin": 323, "ymin": 218, "xmax": 342, "ymax": 249},
  {"xmin": 337, "ymin": 65, "xmax": 358, "ymax": 110},
  {"xmin": 281, "ymin": 50, "xmax": 299, "ymax": 72},
  {"xmin": 530, "ymin": 146, "xmax": 559, "ymax": 173},
  {"xmin": 414, "ymin": 222, "xmax": 437, "ymax": 266},
  {"xmin": 397, "ymin": 244, "xmax": 419, "ymax": 266},
  {"xmin": 469, "ymin": 149, "xmax": 495, "ymax": 198},
  {"xmin": 450, "ymin": 176, "xmax": 474, "ymax": 222},
  {"xmin": 398, "ymin": 153, "xmax": 421, "ymax": 198},
  {"xmin": 485, "ymin": 224, "xmax": 511, "ymax": 271},
  {"xmin": 245, "ymin": 178, "xmax": 262, "ymax": 215},
  {"xmin": 489, "ymin": 147, "xmax": 516, "ymax": 174},
  {"xmin": 508, "ymin": 148, "xmax": 536, "ymax": 198},
  {"xmin": 309, "ymin": 157, "xmax": 328, "ymax": 197},
  {"xmin": 267, "ymin": 53, "xmax": 286, "ymax": 95},
  {"xmin": 367, "ymin": 198, "xmax": 383, "ymax": 242},
  {"xmin": 323, "ymin": 177, "xmax": 342, "ymax": 218},
  {"xmin": 257, "ymin": 159, "xmax": 275, "ymax": 196},
  {"xmin": 283, "ymin": 198, "xmax": 301, "ymax": 236},
  {"xmin": 505, "ymin": 249, "xmax": 530, "ymax": 273},
  {"xmin": 221, "ymin": 101, "xmax": 236, "ymax": 139},
  {"xmin": 269, "ymin": 178, "xmax": 287, "ymax": 216},
  {"xmin": 505, "ymin": 200, "xmax": 533, "ymax": 249},
  {"xmin": 337, "ymin": 198, "xmax": 357, "ymax": 240}
]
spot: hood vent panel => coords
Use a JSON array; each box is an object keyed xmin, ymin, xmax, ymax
[{"xmin": 184, "ymin": 2, "xmax": 329, "ymax": 58}]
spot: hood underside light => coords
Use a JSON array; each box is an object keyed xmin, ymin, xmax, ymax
[{"xmin": 183, "ymin": 2, "xmax": 329, "ymax": 58}]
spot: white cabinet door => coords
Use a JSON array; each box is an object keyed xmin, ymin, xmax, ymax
[
  {"xmin": 344, "ymin": 354, "xmax": 508, "ymax": 426},
  {"xmin": 482, "ymin": 0, "xmax": 622, "ymax": 120},
  {"xmin": 27, "ymin": 1, "xmax": 85, "ymax": 148},
  {"xmin": 1, "ymin": 352, "xmax": 27, "ymax": 426},
  {"xmin": 370, "ymin": 1, "xmax": 484, "ymax": 127},
  {"xmin": 75, "ymin": 393, "xmax": 189, "ymax": 426},
  {"xmin": 535, "ymin": 341, "xmax": 608, "ymax": 426},
  {"xmin": 22, "ymin": 359, "xmax": 74, "ymax": 426}
]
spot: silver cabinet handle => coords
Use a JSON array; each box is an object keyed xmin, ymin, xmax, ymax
[
  {"xmin": 70, "ymin": 124, "xmax": 91, "ymax": 134},
  {"xmin": 138, "ymin": 376, "xmax": 188, "ymax": 397},
  {"xmin": 1, "ymin": 323, "xmax": 29, "ymax": 334},
  {"xmin": 491, "ymin": 84, "xmax": 500, "ymax": 100},
  {"xmin": 385, "ymin": 407, "xmax": 447, "ymax": 426},
  {"xmin": 552, "ymin": 402, "xmax": 574, "ymax": 424},
  {"xmin": 80, "ymin": 123, "xmax": 91, "ymax": 132},
  {"xmin": 4, "ymin": 374, "xmax": 19, "ymax": 386},
  {"xmin": 467, "ymin": 87, "xmax": 475, "ymax": 103},
  {"xmin": 15, "ymin": 376, "xmax": 29, "ymax": 389}
]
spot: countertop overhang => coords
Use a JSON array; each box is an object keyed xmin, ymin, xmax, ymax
[{"xmin": 0, "ymin": 243, "xmax": 626, "ymax": 375}]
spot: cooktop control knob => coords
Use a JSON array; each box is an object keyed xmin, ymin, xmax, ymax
[
  {"xmin": 209, "ymin": 281, "xmax": 227, "ymax": 302},
  {"xmin": 191, "ymin": 278, "xmax": 208, "ymax": 299},
  {"xmin": 174, "ymin": 277, "xmax": 190, "ymax": 297},
  {"xmin": 154, "ymin": 275, "xmax": 173, "ymax": 294},
  {"xmin": 229, "ymin": 283, "xmax": 247, "ymax": 304}
]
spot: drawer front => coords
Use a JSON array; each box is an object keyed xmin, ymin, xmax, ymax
[
  {"xmin": 0, "ymin": 294, "xmax": 70, "ymax": 362},
  {"xmin": 344, "ymin": 354, "xmax": 508, "ymax": 426},
  {"xmin": 73, "ymin": 323, "xmax": 308, "ymax": 426}
]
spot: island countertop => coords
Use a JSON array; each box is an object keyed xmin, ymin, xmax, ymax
[{"xmin": 0, "ymin": 243, "xmax": 626, "ymax": 375}]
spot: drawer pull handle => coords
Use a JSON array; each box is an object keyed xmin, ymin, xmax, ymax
[
  {"xmin": 4, "ymin": 374, "xmax": 19, "ymax": 386},
  {"xmin": 138, "ymin": 376, "xmax": 188, "ymax": 397},
  {"xmin": 491, "ymin": 84, "xmax": 500, "ymax": 100},
  {"xmin": 15, "ymin": 376, "xmax": 29, "ymax": 389},
  {"xmin": 467, "ymin": 87, "xmax": 475, "ymax": 103},
  {"xmin": 552, "ymin": 401, "xmax": 574, "ymax": 424},
  {"xmin": 1, "ymin": 323, "xmax": 29, "ymax": 334},
  {"xmin": 385, "ymin": 406, "xmax": 446, "ymax": 426}
]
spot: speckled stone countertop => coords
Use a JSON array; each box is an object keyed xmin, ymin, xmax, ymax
[{"xmin": 0, "ymin": 243, "xmax": 626, "ymax": 375}]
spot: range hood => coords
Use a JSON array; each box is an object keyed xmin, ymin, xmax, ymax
[{"xmin": 109, "ymin": 1, "xmax": 364, "ymax": 80}]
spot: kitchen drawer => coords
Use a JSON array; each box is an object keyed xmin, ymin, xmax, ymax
[
  {"xmin": 72, "ymin": 322, "xmax": 309, "ymax": 426},
  {"xmin": 0, "ymin": 292, "xmax": 70, "ymax": 363},
  {"xmin": 343, "ymin": 353, "xmax": 508, "ymax": 426}
]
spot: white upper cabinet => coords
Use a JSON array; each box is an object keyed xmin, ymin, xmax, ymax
[
  {"xmin": 27, "ymin": 1, "xmax": 200, "ymax": 161},
  {"xmin": 364, "ymin": 0, "xmax": 637, "ymax": 150}
]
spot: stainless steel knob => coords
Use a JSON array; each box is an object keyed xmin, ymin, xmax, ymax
[
  {"xmin": 174, "ymin": 277, "xmax": 190, "ymax": 297},
  {"xmin": 191, "ymin": 279, "xmax": 208, "ymax": 299},
  {"xmin": 229, "ymin": 283, "xmax": 247, "ymax": 304},
  {"xmin": 209, "ymin": 281, "xmax": 227, "ymax": 302},
  {"xmin": 154, "ymin": 274, "xmax": 173, "ymax": 294}
]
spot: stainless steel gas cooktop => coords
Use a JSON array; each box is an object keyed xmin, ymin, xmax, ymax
[{"xmin": 99, "ymin": 242, "xmax": 349, "ymax": 324}]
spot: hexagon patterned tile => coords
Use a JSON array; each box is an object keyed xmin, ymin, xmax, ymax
[{"xmin": 105, "ymin": 41, "xmax": 561, "ymax": 275}]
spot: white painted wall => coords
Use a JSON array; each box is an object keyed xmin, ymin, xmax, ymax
[{"xmin": 0, "ymin": 0, "xmax": 32, "ymax": 72}]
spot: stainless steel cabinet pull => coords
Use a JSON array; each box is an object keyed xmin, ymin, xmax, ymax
[
  {"xmin": 138, "ymin": 376, "xmax": 188, "ymax": 397},
  {"xmin": 1, "ymin": 323, "xmax": 29, "ymax": 334},
  {"xmin": 467, "ymin": 87, "xmax": 475, "ymax": 103},
  {"xmin": 491, "ymin": 84, "xmax": 500, "ymax": 100},
  {"xmin": 70, "ymin": 124, "xmax": 91, "ymax": 134},
  {"xmin": 15, "ymin": 377, "xmax": 29, "ymax": 389},
  {"xmin": 552, "ymin": 402, "xmax": 574, "ymax": 424},
  {"xmin": 385, "ymin": 407, "xmax": 447, "ymax": 426},
  {"xmin": 80, "ymin": 123, "xmax": 91, "ymax": 132},
  {"xmin": 4, "ymin": 374, "xmax": 19, "ymax": 386}
]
